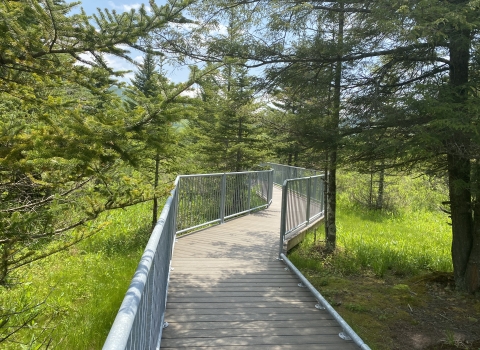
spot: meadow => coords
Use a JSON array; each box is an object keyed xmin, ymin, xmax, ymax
[
  {"xmin": 0, "ymin": 202, "xmax": 153, "ymax": 349},
  {"xmin": 290, "ymin": 172, "xmax": 452, "ymax": 276}
]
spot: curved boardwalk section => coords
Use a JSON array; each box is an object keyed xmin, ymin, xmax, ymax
[{"xmin": 161, "ymin": 188, "xmax": 358, "ymax": 349}]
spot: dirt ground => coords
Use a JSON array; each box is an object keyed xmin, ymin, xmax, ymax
[
  {"xmin": 328, "ymin": 271, "xmax": 480, "ymax": 350},
  {"xmin": 388, "ymin": 273, "xmax": 480, "ymax": 350}
]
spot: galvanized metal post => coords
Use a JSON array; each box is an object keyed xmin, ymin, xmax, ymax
[
  {"xmin": 279, "ymin": 180, "xmax": 288, "ymax": 257},
  {"xmin": 219, "ymin": 173, "xmax": 226, "ymax": 224},
  {"xmin": 321, "ymin": 175, "xmax": 326, "ymax": 215},
  {"xmin": 174, "ymin": 177, "xmax": 180, "ymax": 232},
  {"xmin": 268, "ymin": 170, "xmax": 273, "ymax": 204},
  {"xmin": 247, "ymin": 173, "xmax": 252, "ymax": 211},
  {"xmin": 306, "ymin": 177, "xmax": 311, "ymax": 224}
]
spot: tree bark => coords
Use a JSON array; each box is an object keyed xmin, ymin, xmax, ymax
[
  {"xmin": 152, "ymin": 153, "xmax": 160, "ymax": 230},
  {"xmin": 467, "ymin": 199, "xmax": 480, "ymax": 292},
  {"xmin": 446, "ymin": 15, "xmax": 478, "ymax": 291},
  {"xmin": 325, "ymin": 1, "xmax": 344, "ymax": 252},
  {"xmin": 376, "ymin": 166, "xmax": 385, "ymax": 210}
]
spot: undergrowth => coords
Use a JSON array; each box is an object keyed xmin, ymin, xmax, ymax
[{"xmin": 0, "ymin": 202, "xmax": 153, "ymax": 349}]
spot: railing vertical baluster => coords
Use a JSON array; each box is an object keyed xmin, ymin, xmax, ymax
[
  {"xmin": 247, "ymin": 172, "xmax": 252, "ymax": 210},
  {"xmin": 279, "ymin": 180, "xmax": 288, "ymax": 257},
  {"xmin": 306, "ymin": 176, "xmax": 311, "ymax": 224},
  {"xmin": 220, "ymin": 173, "xmax": 226, "ymax": 224}
]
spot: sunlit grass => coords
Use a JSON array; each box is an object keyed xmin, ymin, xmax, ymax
[
  {"xmin": 1, "ymin": 201, "xmax": 154, "ymax": 349},
  {"xmin": 289, "ymin": 173, "xmax": 452, "ymax": 278}
]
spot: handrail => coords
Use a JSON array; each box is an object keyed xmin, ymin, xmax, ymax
[
  {"xmin": 103, "ymin": 180, "xmax": 178, "ymax": 350},
  {"xmin": 281, "ymin": 253, "xmax": 372, "ymax": 350},
  {"xmin": 103, "ymin": 170, "xmax": 273, "ymax": 350}
]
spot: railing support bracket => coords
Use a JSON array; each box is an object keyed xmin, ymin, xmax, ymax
[{"xmin": 339, "ymin": 331, "xmax": 352, "ymax": 341}]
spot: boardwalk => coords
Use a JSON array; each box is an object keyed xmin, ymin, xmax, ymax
[{"xmin": 161, "ymin": 187, "xmax": 359, "ymax": 350}]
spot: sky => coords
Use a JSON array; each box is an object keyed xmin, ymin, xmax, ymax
[{"xmin": 73, "ymin": 0, "xmax": 191, "ymax": 83}]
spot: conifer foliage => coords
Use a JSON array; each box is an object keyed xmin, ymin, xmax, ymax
[{"xmin": 0, "ymin": 0, "xmax": 191, "ymax": 285}]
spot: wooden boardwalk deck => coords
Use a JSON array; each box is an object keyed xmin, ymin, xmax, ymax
[{"xmin": 161, "ymin": 187, "xmax": 359, "ymax": 349}]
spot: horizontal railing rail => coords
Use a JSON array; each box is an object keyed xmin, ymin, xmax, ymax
[{"xmin": 103, "ymin": 170, "xmax": 273, "ymax": 350}]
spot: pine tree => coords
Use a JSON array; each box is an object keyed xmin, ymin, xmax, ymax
[
  {"xmin": 0, "ymin": 0, "xmax": 192, "ymax": 284},
  {"xmin": 191, "ymin": 62, "xmax": 269, "ymax": 172}
]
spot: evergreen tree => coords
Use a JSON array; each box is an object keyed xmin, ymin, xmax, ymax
[
  {"xmin": 191, "ymin": 62, "xmax": 269, "ymax": 172},
  {"xmin": 0, "ymin": 0, "xmax": 192, "ymax": 284},
  {"xmin": 125, "ymin": 50, "xmax": 195, "ymax": 228}
]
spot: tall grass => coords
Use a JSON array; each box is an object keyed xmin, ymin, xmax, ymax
[
  {"xmin": 0, "ymin": 202, "xmax": 153, "ymax": 349},
  {"xmin": 289, "ymin": 172, "xmax": 452, "ymax": 278}
]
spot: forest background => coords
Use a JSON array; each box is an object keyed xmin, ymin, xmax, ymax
[{"xmin": 1, "ymin": 0, "xmax": 480, "ymax": 348}]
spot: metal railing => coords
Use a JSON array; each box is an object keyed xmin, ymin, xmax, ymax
[
  {"xmin": 176, "ymin": 171, "xmax": 273, "ymax": 234},
  {"xmin": 103, "ymin": 170, "xmax": 273, "ymax": 350},
  {"xmin": 103, "ymin": 179, "xmax": 179, "ymax": 350},
  {"xmin": 265, "ymin": 162, "xmax": 321, "ymax": 186},
  {"xmin": 279, "ymin": 175, "xmax": 325, "ymax": 255}
]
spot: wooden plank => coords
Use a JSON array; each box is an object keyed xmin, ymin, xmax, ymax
[
  {"xmin": 164, "ymin": 302, "xmax": 316, "ymax": 309},
  {"xmin": 160, "ymin": 335, "xmax": 357, "ymax": 347},
  {"xmin": 167, "ymin": 286, "xmax": 305, "ymax": 292},
  {"xmin": 162, "ymin": 326, "xmax": 344, "ymax": 338},
  {"xmin": 161, "ymin": 313, "xmax": 334, "ymax": 323},
  {"xmin": 161, "ymin": 345, "xmax": 355, "ymax": 350},
  {"xmin": 163, "ymin": 320, "xmax": 341, "ymax": 330},
  {"xmin": 166, "ymin": 296, "xmax": 318, "ymax": 304},
  {"xmin": 170, "ymin": 287, "xmax": 311, "ymax": 298},
  {"xmin": 165, "ymin": 307, "xmax": 324, "ymax": 315}
]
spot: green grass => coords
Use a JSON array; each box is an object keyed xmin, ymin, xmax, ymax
[
  {"xmin": 0, "ymin": 202, "xmax": 154, "ymax": 349},
  {"xmin": 290, "ymin": 198, "xmax": 452, "ymax": 279},
  {"xmin": 290, "ymin": 172, "xmax": 452, "ymax": 278}
]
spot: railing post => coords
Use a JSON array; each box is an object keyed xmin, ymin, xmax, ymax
[
  {"xmin": 306, "ymin": 176, "xmax": 311, "ymax": 224},
  {"xmin": 247, "ymin": 173, "xmax": 252, "ymax": 211},
  {"xmin": 279, "ymin": 180, "xmax": 288, "ymax": 257},
  {"xmin": 268, "ymin": 169, "xmax": 273, "ymax": 205},
  {"xmin": 174, "ymin": 178, "xmax": 180, "ymax": 233},
  {"xmin": 220, "ymin": 173, "xmax": 226, "ymax": 224}
]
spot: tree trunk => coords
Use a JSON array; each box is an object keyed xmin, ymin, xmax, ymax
[
  {"xmin": 369, "ymin": 172, "xmax": 374, "ymax": 207},
  {"xmin": 325, "ymin": 1, "xmax": 344, "ymax": 252},
  {"xmin": 152, "ymin": 153, "xmax": 160, "ymax": 229},
  {"xmin": 448, "ymin": 154, "xmax": 473, "ymax": 290},
  {"xmin": 236, "ymin": 118, "xmax": 243, "ymax": 172},
  {"xmin": 324, "ymin": 152, "xmax": 329, "ymax": 242},
  {"xmin": 376, "ymin": 166, "xmax": 385, "ymax": 210},
  {"xmin": 447, "ymin": 17, "xmax": 478, "ymax": 291},
  {"xmin": 467, "ymin": 198, "xmax": 480, "ymax": 293},
  {"xmin": 326, "ymin": 152, "xmax": 337, "ymax": 252}
]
